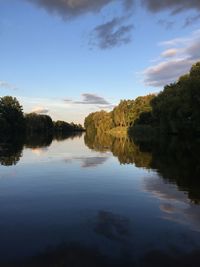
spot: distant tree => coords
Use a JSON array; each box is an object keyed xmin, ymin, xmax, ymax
[
  {"xmin": 0, "ymin": 96, "xmax": 84, "ymax": 138},
  {"xmin": 54, "ymin": 120, "xmax": 84, "ymax": 133},
  {"xmin": 25, "ymin": 113, "xmax": 54, "ymax": 133}
]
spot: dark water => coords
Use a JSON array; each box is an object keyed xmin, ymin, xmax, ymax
[{"xmin": 0, "ymin": 132, "xmax": 200, "ymax": 266}]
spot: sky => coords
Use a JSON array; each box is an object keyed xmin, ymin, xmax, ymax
[{"xmin": 0, "ymin": 0, "xmax": 200, "ymax": 124}]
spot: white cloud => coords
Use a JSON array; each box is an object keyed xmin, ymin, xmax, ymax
[
  {"xmin": 144, "ymin": 30, "xmax": 200, "ymax": 87},
  {"xmin": 144, "ymin": 59, "xmax": 194, "ymax": 87},
  {"xmin": 159, "ymin": 37, "xmax": 189, "ymax": 47},
  {"xmin": 31, "ymin": 106, "xmax": 49, "ymax": 114},
  {"xmin": 161, "ymin": 48, "xmax": 177, "ymax": 58}
]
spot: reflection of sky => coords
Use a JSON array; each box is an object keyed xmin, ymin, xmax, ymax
[
  {"xmin": 20, "ymin": 136, "xmax": 111, "ymax": 168},
  {"xmin": 0, "ymin": 135, "xmax": 200, "ymax": 262},
  {"xmin": 144, "ymin": 176, "xmax": 200, "ymax": 232},
  {"xmin": 31, "ymin": 147, "xmax": 49, "ymax": 156},
  {"xmin": 0, "ymin": 170, "xmax": 17, "ymax": 179}
]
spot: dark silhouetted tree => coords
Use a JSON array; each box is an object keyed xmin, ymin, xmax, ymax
[{"xmin": 0, "ymin": 96, "xmax": 25, "ymax": 134}]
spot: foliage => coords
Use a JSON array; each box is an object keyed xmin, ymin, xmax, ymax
[
  {"xmin": 133, "ymin": 135, "xmax": 200, "ymax": 204},
  {"xmin": 112, "ymin": 95, "xmax": 154, "ymax": 128},
  {"xmin": 84, "ymin": 95, "xmax": 155, "ymax": 133},
  {"xmin": 84, "ymin": 131, "xmax": 152, "ymax": 167},
  {"xmin": 84, "ymin": 111, "xmax": 114, "ymax": 134},
  {"xmin": 84, "ymin": 61, "xmax": 200, "ymax": 136},
  {"xmin": 0, "ymin": 96, "xmax": 84, "ymax": 136},
  {"xmin": 54, "ymin": 120, "xmax": 84, "ymax": 133},
  {"xmin": 131, "ymin": 62, "xmax": 200, "ymax": 134},
  {"xmin": 25, "ymin": 113, "xmax": 54, "ymax": 133},
  {"xmin": 0, "ymin": 135, "xmax": 24, "ymax": 166},
  {"xmin": 0, "ymin": 96, "xmax": 25, "ymax": 134}
]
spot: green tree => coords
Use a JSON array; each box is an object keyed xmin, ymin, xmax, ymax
[{"xmin": 132, "ymin": 62, "xmax": 200, "ymax": 135}]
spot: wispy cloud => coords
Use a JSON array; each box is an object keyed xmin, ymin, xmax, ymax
[
  {"xmin": 161, "ymin": 48, "xmax": 178, "ymax": 58},
  {"xmin": 31, "ymin": 106, "xmax": 49, "ymax": 114},
  {"xmin": 143, "ymin": 0, "xmax": 200, "ymax": 28},
  {"xmin": 143, "ymin": 30, "xmax": 200, "ymax": 87},
  {"xmin": 90, "ymin": 16, "xmax": 134, "ymax": 49},
  {"xmin": 157, "ymin": 19, "xmax": 174, "ymax": 30},
  {"xmin": 0, "ymin": 81, "xmax": 17, "ymax": 90},
  {"xmin": 76, "ymin": 93, "xmax": 110, "ymax": 105},
  {"xmin": 184, "ymin": 14, "xmax": 200, "ymax": 27},
  {"xmin": 64, "ymin": 93, "xmax": 112, "ymax": 106},
  {"xmin": 97, "ymin": 104, "xmax": 116, "ymax": 110},
  {"xmin": 142, "ymin": 0, "xmax": 200, "ymax": 14},
  {"xmin": 144, "ymin": 59, "xmax": 194, "ymax": 87}
]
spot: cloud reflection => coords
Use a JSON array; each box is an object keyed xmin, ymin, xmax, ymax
[
  {"xmin": 94, "ymin": 210, "xmax": 130, "ymax": 241},
  {"xmin": 64, "ymin": 156, "xmax": 109, "ymax": 168},
  {"xmin": 144, "ymin": 176, "xmax": 200, "ymax": 232},
  {"xmin": 31, "ymin": 147, "xmax": 49, "ymax": 156}
]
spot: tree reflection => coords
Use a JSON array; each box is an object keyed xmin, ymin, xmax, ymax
[
  {"xmin": 0, "ymin": 135, "xmax": 24, "ymax": 166},
  {"xmin": 2, "ymin": 243, "xmax": 108, "ymax": 267},
  {"xmin": 0, "ymin": 132, "xmax": 84, "ymax": 166},
  {"xmin": 84, "ymin": 131, "xmax": 152, "ymax": 168},
  {"xmin": 134, "ymin": 136, "xmax": 200, "ymax": 204},
  {"xmin": 25, "ymin": 133, "xmax": 53, "ymax": 148},
  {"xmin": 84, "ymin": 131, "xmax": 200, "ymax": 204},
  {"xmin": 54, "ymin": 131, "xmax": 83, "ymax": 142}
]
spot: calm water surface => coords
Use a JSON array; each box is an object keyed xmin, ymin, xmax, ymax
[{"xmin": 0, "ymin": 133, "xmax": 200, "ymax": 266}]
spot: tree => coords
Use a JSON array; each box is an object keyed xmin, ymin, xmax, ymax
[
  {"xmin": 54, "ymin": 120, "xmax": 84, "ymax": 133},
  {"xmin": 84, "ymin": 95, "xmax": 155, "ymax": 133},
  {"xmin": 84, "ymin": 111, "xmax": 114, "ymax": 134},
  {"xmin": 0, "ymin": 96, "xmax": 25, "ymax": 134},
  {"xmin": 25, "ymin": 113, "xmax": 54, "ymax": 133},
  {"xmin": 132, "ymin": 61, "xmax": 200, "ymax": 135}
]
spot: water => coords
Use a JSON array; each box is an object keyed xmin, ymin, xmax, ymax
[{"xmin": 0, "ymin": 132, "xmax": 200, "ymax": 266}]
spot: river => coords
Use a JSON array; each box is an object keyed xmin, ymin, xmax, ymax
[{"xmin": 0, "ymin": 132, "xmax": 200, "ymax": 266}]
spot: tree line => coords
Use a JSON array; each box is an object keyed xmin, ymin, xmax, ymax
[
  {"xmin": 0, "ymin": 96, "xmax": 84, "ymax": 137},
  {"xmin": 84, "ymin": 62, "xmax": 200, "ymax": 136},
  {"xmin": 84, "ymin": 94, "xmax": 155, "ymax": 135}
]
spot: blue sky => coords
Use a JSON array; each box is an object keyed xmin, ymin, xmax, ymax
[{"xmin": 0, "ymin": 0, "xmax": 200, "ymax": 123}]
